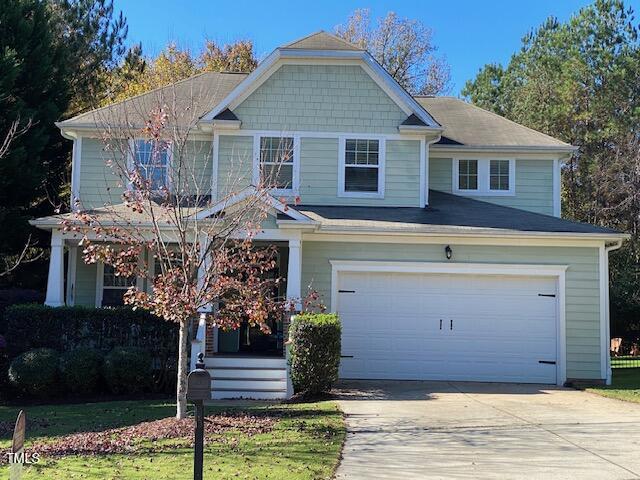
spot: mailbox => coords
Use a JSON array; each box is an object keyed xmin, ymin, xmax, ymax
[{"xmin": 187, "ymin": 354, "xmax": 211, "ymax": 402}]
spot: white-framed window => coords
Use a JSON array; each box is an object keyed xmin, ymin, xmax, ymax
[
  {"xmin": 131, "ymin": 139, "xmax": 172, "ymax": 191},
  {"xmin": 338, "ymin": 137, "xmax": 385, "ymax": 198},
  {"xmin": 96, "ymin": 263, "xmax": 135, "ymax": 307},
  {"xmin": 253, "ymin": 135, "xmax": 299, "ymax": 195},
  {"xmin": 453, "ymin": 158, "xmax": 515, "ymax": 196}
]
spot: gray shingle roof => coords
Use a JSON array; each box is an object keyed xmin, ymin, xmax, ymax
[
  {"xmin": 415, "ymin": 97, "xmax": 572, "ymax": 149},
  {"xmin": 291, "ymin": 190, "xmax": 619, "ymax": 236},
  {"xmin": 282, "ymin": 31, "xmax": 363, "ymax": 51},
  {"xmin": 58, "ymin": 71, "xmax": 247, "ymax": 128}
]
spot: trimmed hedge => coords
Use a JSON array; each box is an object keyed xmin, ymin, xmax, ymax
[
  {"xmin": 8, "ymin": 348, "xmax": 61, "ymax": 397},
  {"xmin": 60, "ymin": 347, "xmax": 103, "ymax": 395},
  {"xmin": 103, "ymin": 347, "xmax": 152, "ymax": 394},
  {"xmin": 289, "ymin": 313, "xmax": 341, "ymax": 396},
  {"xmin": 4, "ymin": 304, "xmax": 178, "ymax": 393}
]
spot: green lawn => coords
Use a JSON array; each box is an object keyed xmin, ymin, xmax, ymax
[
  {"xmin": 0, "ymin": 399, "xmax": 345, "ymax": 480},
  {"xmin": 587, "ymin": 368, "xmax": 640, "ymax": 404}
]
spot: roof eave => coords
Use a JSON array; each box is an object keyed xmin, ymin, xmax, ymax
[{"xmin": 430, "ymin": 144, "xmax": 578, "ymax": 154}]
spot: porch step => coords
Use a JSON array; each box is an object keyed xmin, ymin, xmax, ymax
[
  {"xmin": 212, "ymin": 378, "xmax": 287, "ymax": 391},
  {"xmin": 204, "ymin": 357, "xmax": 289, "ymax": 400},
  {"xmin": 211, "ymin": 389, "xmax": 288, "ymax": 400},
  {"xmin": 207, "ymin": 367, "xmax": 287, "ymax": 380},
  {"xmin": 205, "ymin": 356, "xmax": 286, "ymax": 369}
]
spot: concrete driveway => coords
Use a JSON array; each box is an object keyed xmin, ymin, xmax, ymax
[{"xmin": 334, "ymin": 381, "xmax": 640, "ymax": 480}]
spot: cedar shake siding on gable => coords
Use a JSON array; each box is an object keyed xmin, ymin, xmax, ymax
[{"xmin": 233, "ymin": 64, "xmax": 408, "ymax": 133}]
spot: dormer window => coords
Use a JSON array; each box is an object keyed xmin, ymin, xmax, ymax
[
  {"xmin": 133, "ymin": 139, "xmax": 171, "ymax": 191},
  {"xmin": 339, "ymin": 137, "xmax": 385, "ymax": 198},
  {"xmin": 453, "ymin": 158, "xmax": 515, "ymax": 196}
]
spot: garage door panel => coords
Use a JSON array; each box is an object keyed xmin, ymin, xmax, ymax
[{"xmin": 338, "ymin": 271, "xmax": 558, "ymax": 384}]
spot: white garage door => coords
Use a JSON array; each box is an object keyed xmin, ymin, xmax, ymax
[{"xmin": 338, "ymin": 271, "xmax": 558, "ymax": 384}]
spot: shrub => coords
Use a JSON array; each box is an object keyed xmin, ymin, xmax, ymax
[
  {"xmin": 4, "ymin": 304, "xmax": 177, "ymax": 393},
  {"xmin": 289, "ymin": 313, "xmax": 341, "ymax": 396},
  {"xmin": 8, "ymin": 348, "xmax": 61, "ymax": 397},
  {"xmin": 103, "ymin": 347, "xmax": 152, "ymax": 394},
  {"xmin": 60, "ymin": 348, "xmax": 103, "ymax": 395}
]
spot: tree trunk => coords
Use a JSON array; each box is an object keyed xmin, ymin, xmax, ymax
[{"xmin": 176, "ymin": 317, "xmax": 190, "ymax": 419}]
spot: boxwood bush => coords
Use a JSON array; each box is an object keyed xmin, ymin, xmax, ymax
[
  {"xmin": 289, "ymin": 313, "xmax": 341, "ymax": 396},
  {"xmin": 103, "ymin": 347, "xmax": 152, "ymax": 394},
  {"xmin": 8, "ymin": 348, "xmax": 61, "ymax": 397},
  {"xmin": 60, "ymin": 347, "xmax": 103, "ymax": 395}
]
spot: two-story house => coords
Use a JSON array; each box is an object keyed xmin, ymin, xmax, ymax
[{"xmin": 32, "ymin": 31, "xmax": 626, "ymax": 399}]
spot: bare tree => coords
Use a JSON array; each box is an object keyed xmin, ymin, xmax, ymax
[
  {"xmin": 336, "ymin": 9, "xmax": 451, "ymax": 95},
  {"xmin": 61, "ymin": 82, "xmax": 297, "ymax": 418}
]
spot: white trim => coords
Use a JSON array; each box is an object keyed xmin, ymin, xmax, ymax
[
  {"xmin": 216, "ymin": 128, "xmax": 417, "ymax": 141},
  {"xmin": 70, "ymin": 137, "xmax": 82, "ymax": 211},
  {"xmin": 337, "ymin": 136, "xmax": 386, "ymax": 199},
  {"xmin": 211, "ymin": 131, "xmax": 219, "ymax": 201},
  {"xmin": 431, "ymin": 144, "xmax": 576, "ymax": 155},
  {"xmin": 95, "ymin": 261, "xmax": 104, "ymax": 308},
  {"xmin": 603, "ymin": 240, "xmax": 623, "ymax": 384},
  {"xmin": 419, "ymin": 138, "xmax": 426, "ymax": 207},
  {"xmin": 553, "ymin": 158, "xmax": 561, "ymax": 217},
  {"xmin": 303, "ymin": 232, "xmax": 610, "ymax": 247},
  {"xmin": 251, "ymin": 134, "xmax": 300, "ymax": 197},
  {"xmin": 195, "ymin": 185, "xmax": 314, "ymax": 223},
  {"xmin": 452, "ymin": 158, "xmax": 516, "ymax": 196},
  {"xmin": 329, "ymin": 259, "xmax": 567, "ymax": 386},
  {"xmin": 65, "ymin": 246, "xmax": 77, "ymax": 306},
  {"xmin": 424, "ymin": 136, "xmax": 440, "ymax": 206}
]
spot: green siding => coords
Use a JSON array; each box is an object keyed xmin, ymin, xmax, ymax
[
  {"xmin": 301, "ymin": 241, "xmax": 602, "ymax": 380},
  {"xmin": 217, "ymin": 135, "xmax": 253, "ymax": 198},
  {"xmin": 429, "ymin": 158, "xmax": 554, "ymax": 215},
  {"xmin": 234, "ymin": 64, "xmax": 407, "ymax": 134},
  {"xmin": 298, "ymin": 138, "xmax": 420, "ymax": 207},
  {"xmin": 74, "ymin": 252, "xmax": 97, "ymax": 307},
  {"xmin": 176, "ymin": 140, "xmax": 212, "ymax": 196},
  {"xmin": 79, "ymin": 138, "xmax": 124, "ymax": 209}
]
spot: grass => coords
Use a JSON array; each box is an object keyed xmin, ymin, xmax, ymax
[
  {"xmin": 587, "ymin": 368, "xmax": 640, "ymax": 404},
  {"xmin": 0, "ymin": 399, "xmax": 345, "ymax": 480}
]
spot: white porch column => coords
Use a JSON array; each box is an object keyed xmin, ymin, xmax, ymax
[
  {"xmin": 193, "ymin": 233, "xmax": 212, "ymax": 362},
  {"xmin": 286, "ymin": 238, "xmax": 302, "ymax": 305},
  {"xmin": 45, "ymin": 230, "xmax": 65, "ymax": 307}
]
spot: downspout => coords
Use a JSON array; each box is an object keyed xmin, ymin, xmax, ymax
[
  {"xmin": 604, "ymin": 239, "xmax": 623, "ymax": 385},
  {"xmin": 424, "ymin": 134, "xmax": 442, "ymax": 207}
]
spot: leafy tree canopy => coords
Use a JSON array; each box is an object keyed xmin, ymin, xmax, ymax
[
  {"xmin": 462, "ymin": 0, "xmax": 640, "ymax": 323},
  {"xmin": 105, "ymin": 40, "xmax": 257, "ymax": 104}
]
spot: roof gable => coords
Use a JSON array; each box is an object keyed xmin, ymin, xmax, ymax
[{"xmin": 283, "ymin": 31, "xmax": 363, "ymax": 51}]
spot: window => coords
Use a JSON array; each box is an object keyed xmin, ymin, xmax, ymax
[
  {"xmin": 101, "ymin": 264, "xmax": 135, "ymax": 307},
  {"xmin": 453, "ymin": 158, "xmax": 515, "ymax": 196},
  {"xmin": 340, "ymin": 138, "xmax": 384, "ymax": 196},
  {"xmin": 259, "ymin": 137, "xmax": 294, "ymax": 191},
  {"xmin": 458, "ymin": 159, "xmax": 478, "ymax": 191},
  {"xmin": 133, "ymin": 139, "xmax": 170, "ymax": 190},
  {"xmin": 490, "ymin": 160, "xmax": 510, "ymax": 191}
]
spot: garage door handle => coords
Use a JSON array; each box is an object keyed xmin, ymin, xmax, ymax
[
  {"xmin": 538, "ymin": 360, "xmax": 556, "ymax": 365},
  {"xmin": 439, "ymin": 319, "xmax": 442, "ymax": 330},
  {"xmin": 450, "ymin": 319, "xmax": 453, "ymax": 330},
  {"xmin": 341, "ymin": 355, "xmax": 354, "ymax": 358}
]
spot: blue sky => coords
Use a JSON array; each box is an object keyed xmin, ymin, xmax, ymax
[{"xmin": 114, "ymin": 0, "xmax": 640, "ymax": 95}]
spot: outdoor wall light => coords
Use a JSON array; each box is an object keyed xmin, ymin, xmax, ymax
[{"xmin": 445, "ymin": 245, "xmax": 453, "ymax": 260}]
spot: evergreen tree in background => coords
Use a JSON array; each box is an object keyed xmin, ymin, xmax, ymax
[{"xmin": 463, "ymin": 0, "xmax": 640, "ymax": 330}]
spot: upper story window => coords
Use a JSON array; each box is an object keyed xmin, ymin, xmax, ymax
[
  {"xmin": 133, "ymin": 139, "xmax": 171, "ymax": 191},
  {"xmin": 453, "ymin": 158, "xmax": 515, "ymax": 196},
  {"xmin": 489, "ymin": 160, "xmax": 510, "ymax": 191},
  {"xmin": 339, "ymin": 137, "xmax": 385, "ymax": 198},
  {"xmin": 458, "ymin": 159, "xmax": 478, "ymax": 191},
  {"xmin": 254, "ymin": 136, "xmax": 299, "ymax": 195}
]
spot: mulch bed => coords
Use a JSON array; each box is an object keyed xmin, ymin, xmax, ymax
[{"xmin": 0, "ymin": 412, "xmax": 274, "ymax": 462}]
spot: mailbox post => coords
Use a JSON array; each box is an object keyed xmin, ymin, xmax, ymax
[{"xmin": 187, "ymin": 352, "xmax": 211, "ymax": 480}]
